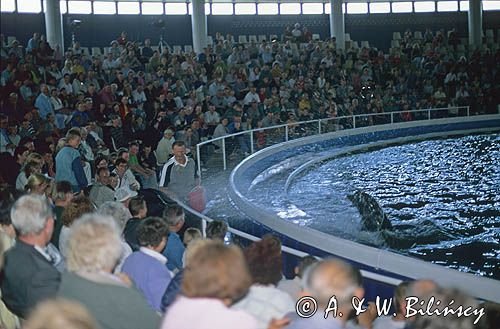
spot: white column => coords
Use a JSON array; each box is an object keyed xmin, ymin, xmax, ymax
[
  {"xmin": 468, "ymin": 0, "xmax": 482, "ymax": 48},
  {"xmin": 45, "ymin": 0, "xmax": 64, "ymax": 53},
  {"xmin": 329, "ymin": 0, "xmax": 345, "ymax": 50},
  {"xmin": 191, "ymin": 0, "xmax": 207, "ymax": 54}
]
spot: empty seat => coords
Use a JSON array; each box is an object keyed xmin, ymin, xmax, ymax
[
  {"xmin": 258, "ymin": 35, "xmax": 267, "ymax": 42},
  {"xmin": 312, "ymin": 34, "xmax": 320, "ymax": 41},
  {"xmin": 238, "ymin": 35, "xmax": 248, "ymax": 44},
  {"xmin": 91, "ymin": 47, "xmax": 102, "ymax": 57},
  {"xmin": 485, "ymin": 29, "xmax": 494, "ymax": 40},
  {"xmin": 391, "ymin": 40, "xmax": 400, "ymax": 48},
  {"xmin": 184, "ymin": 45, "xmax": 193, "ymax": 53},
  {"xmin": 7, "ymin": 36, "xmax": 16, "ymax": 45},
  {"xmin": 360, "ymin": 41, "xmax": 369, "ymax": 48},
  {"xmin": 249, "ymin": 35, "xmax": 258, "ymax": 43},
  {"xmin": 81, "ymin": 47, "xmax": 90, "ymax": 56},
  {"xmin": 151, "ymin": 45, "xmax": 159, "ymax": 52},
  {"xmin": 393, "ymin": 32, "xmax": 402, "ymax": 40},
  {"xmin": 345, "ymin": 33, "xmax": 351, "ymax": 42},
  {"xmin": 207, "ymin": 36, "xmax": 214, "ymax": 46},
  {"xmin": 414, "ymin": 31, "xmax": 423, "ymax": 39}
]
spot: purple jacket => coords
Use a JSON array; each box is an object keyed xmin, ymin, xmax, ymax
[{"xmin": 122, "ymin": 249, "xmax": 172, "ymax": 312}]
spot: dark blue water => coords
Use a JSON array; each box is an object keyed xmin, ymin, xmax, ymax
[{"xmin": 288, "ymin": 134, "xmax": 500, "ymax": 278}]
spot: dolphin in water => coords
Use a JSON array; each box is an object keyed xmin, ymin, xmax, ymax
[{"xmin": 348, "ymin": 191, "xmax": 393, "ymax": 232}]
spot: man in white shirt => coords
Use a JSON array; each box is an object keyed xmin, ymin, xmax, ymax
[
  {"xmin": 156, "ymin": 129, "xmax": 175, "ymax": 165},
  {"xmin": 243, "ymin": 86, "xmax": 260, "ymax": 105}
]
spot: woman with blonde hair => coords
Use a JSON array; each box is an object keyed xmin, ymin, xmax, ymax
[
  {"xmin": 23, "ymin": 299, "xmax": 99, "ymax": 329},
  {"xmin": 25, "ymin": 173, "xmax": 51, "ymax": 196}
]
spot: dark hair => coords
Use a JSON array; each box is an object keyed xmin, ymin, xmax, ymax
[
  {"xmin": 14, "ymin": 146, "xmax": 29, "ymax": 160},
  {"xmin": 0, "ymin": 186, "xmax": 16, "ymax": 226},
  {"xmin": 114, "ymin": 158, "xmax": 128, "ymax": 167},
  {"xmin": 128, "ymin": 196, "xmax": 146, "ymax": 217},
  {"xmin": 52, "ymin": 181, "xmax": 73, "ymax": 201},
  {"xmin": 96, "ymin": 166, "xmax": 110, "ymax": 177},
  {"xmin": 296, "ymin": 255, "xmax": 318, "ymax": 278},
  {"xmin": 244, "ymin": 235, "xmax": 283, "ymax": 285},
  {"xmin": 66, "ymin": 128, "xmax": 81, "ymax": 141},
  {"xmin": 61, "ymin": 197, "xmax": 94, "ymax": 227},
  {"xmin": 172, "ymin": 140, "xmax": 185, "ymax": 149},
  {"xmin": 137, "ymin": 217, "xmax": 168, "ymax": 248},
  {"xmin": 206, "ymin": 220, "xmax": 228, "ymax": 241}
]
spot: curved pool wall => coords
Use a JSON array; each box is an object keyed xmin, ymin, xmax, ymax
[{"xmin": 229, "ymin": 114, "xmax": 500, "ymax": 303}]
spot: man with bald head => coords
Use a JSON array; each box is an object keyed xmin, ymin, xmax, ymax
[{"xmin": 286, "ymin": 258, "xmax": 365, "ymax": 329}]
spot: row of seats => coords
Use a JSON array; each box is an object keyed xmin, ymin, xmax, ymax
[{"xmin": 393, "ymin": 29, "xmax": 500, "ymax": 43}]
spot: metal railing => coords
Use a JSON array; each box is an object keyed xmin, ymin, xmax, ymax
[{"xmin": 196, "ymin": 106, "xmax": 470, "ymax": 182}]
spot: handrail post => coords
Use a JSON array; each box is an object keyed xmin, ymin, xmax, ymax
[
  {"xmin": 285, "ymin": 125, "xmax": 289, "ymax": 141},
  {"xmin": 318, "ymin": 120, "xmax": 322, "ymax": 134},
  {"xmin": 250, "ymin": 131, "xmax": 254, "ymax": 154},
  {"xmin": 428, "ymin": 109, "xmax": 431, "ymax": 120},
  {"xmin": 201, "ymin": 218, "xmax": 207, "ymax": 238},
  {"xmin": 391, "ymin": 112, "xmax": 394, "ymax": 124},
  {"xmin": 466, "ymin": 106, "xmax": 470, "ymax": 117},
  {"xmin": 196, "ymin": 145, "xmax": 202, "ymax": 183},
  {"xmin": 353, "ymin": 116, "xmax": 356, "ymax": 129},
  {"xmin": 222, "ymin": 138, "xmax": 227, "ymax": 171}
]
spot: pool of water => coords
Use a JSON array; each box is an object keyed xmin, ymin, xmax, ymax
[
  {"xmin": 205, "ymin": 133, "xmax": 500, "ymax": 279},
  {"xmin": 286, "ymin": 134, "xmax": 500, "ymax": 278}
]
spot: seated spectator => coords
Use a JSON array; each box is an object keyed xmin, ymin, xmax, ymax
[
  {"xmin": 232, "ymin": 235, "xmax": 294, "ymax": 329},
  {"xmin": 59, "ymin": 196, "xmax": 94, "ymax": 256},
  {"xmin": 127, "ymin": 141, "xmax": 157, "ymax": 189},
  {"xmin": 89, "ymin": 167, "xmax": 114, "ymax": 207},
  {"xmin": 97, "ymin": 201, "xmax": 133, "ymax": 272},
  {"xmin": 206, "ymin": 220, "xmax": 228, "ymax": 241},
  {"xmin": 58, "ymin": 213, "xmax": 161, "ymax": 329},
  {"xmin": 123, "ymin": 195, "xmax": 148, "ymax": 251},
  {"xmin": 277, "ymin": 255, "xmax": 318, "ymax": 300},
  {"xmin": 161, "ymin": 240, "xmax": 258, "ymax": 329},
  {"xmin": 122, "ymin": 217, "xmax": 172, "ymax": 312},
  {"xmin": 23, "ymin": 298, "xmax": 99, "ymax": 329},
  {"xmin": 372, "ymin": 281, "xmax": 410, "ymax": 329},
  {"xmin": 285, "ymin": 258, "xmax": 366, "ymax": 329},
  {"xmin": 161, "ymin": 204, "xmax": 186, "ymax": 272},
  {"xmin": 113, "ymin": 158, "xmax": 140, "ymax": 191},
  {"xmin": 1, "ymin": 195, "xmax": 61, "ymax": 319},
  {"xmin": 25, "ymin": 173, "xmax": 51, "ymax": 196}
]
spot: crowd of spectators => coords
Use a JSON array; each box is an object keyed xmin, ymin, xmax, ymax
[{"xmin": 0, "ymin": 26, "xmax": 499, "ymax": 329}]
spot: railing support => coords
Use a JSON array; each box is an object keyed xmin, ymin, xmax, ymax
[
  {"xmin": 285, "ymin": 125, "xmax": 289, "ymax": 141},
  {"xmin": 353, "ymin": 116, "xmax": 356, "ymax": 129},
  {"xmin": 428, "ymin": 109, "xmax": 431, "ymax": 120},
  {"xmin": 467, "ymin": 106, "xmax": 470, "ymax": 117},
  {"xmin": 318, "ymin": 120, "xmax": 322, "ymax": 134},
  {"xmin": 250, "ymin": 131, "xmax": 254, "ymax": 154},
  {"xmin": 201, "ymin": 218, "xmax": 207, "ymax": 238},
  {"xmin": 390, "ymin": 112, "xmax": 394, "ymax": 124},
  {"xmin": 196, "ymin": 145, "xmax": 202, "ymax": 183},
  {"xmin": 222, "ymin": 138, "xmax": 227, "ymax": 171}
]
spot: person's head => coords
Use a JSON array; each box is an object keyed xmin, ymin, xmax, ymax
[
  {"xmin": 0, "ymin": 188, "xmax": 16, "ymax": 239},
  {"xmin": 182, "ymin": 240, "xmax": 252, "ymax": 306},
  {"xmin": 172, "ymin": 141, "xmax": 186, "ymax": 162},
  {"xmin": 109, "ymin": 172, "xmax": 119, "ymax": 189},
  {"xmin": 163, "ymin": 129, "xmax": 174, "ymax": 139},
  {"xmin": 96, "ymin": 167, "xmax": 110, "ymax": 185},
  {"xmin": 25, "ymin": 173, "xmax": 51, "ymax": 195},
  {"xmin": 412, "ymin": 288, "xmax": 479, "ymax": 329},
  {"xmin": 393, "ymin": 281, "xmax": 411, "ymax": 315},
  {"xmin": 66, "ymin": 128, "xmax": 81, "ymax": 149},
  {"xmin": 129, "ymin": 195, "xmax": 147, "ymax": 218},
  {"xmin": 205, "ymin": 220, "xmax": 228, "ymax": 241},
  {"xmin": 244, "ymin": 235, "xmax": 283, "ymax": 286},
  {"xmin": 294, "ymin": 255, "xmax": 318, "ymax": 279},
  {"xmin": 66, "ymin": 214, "xmax": 122, "ymax": 273},
  {"xmin": 23, "ymin": 298, "xmax": 99, "ymax": 329},
  {"xmin": 407, "ymin": 279, "xmax": 438, "ymax": 300},
  {"xmin": 52, "ymin": 181, "xmax": 74, "ymax": 206},
  {"xmin": 128, "ymin": 141, "xmax": 139, "ymax": 156},
  {"xmin": 136, "ymin": 217, "xmax": 169, "ymax": 252},
  {"xmin": 114, "ymin": 158, "xmax": 128, "ymax": 176},
  {"xmin": 10, "ymin": 194, "xmax": 54, "ymax": 244},
  {"xmin": 14, "ymin": 146, "xmax": 30, "ymax": 164},
  {"xmin": 162, "ymin": 204, "xmax": 185, "ymax": 232},
  {"xmin": 98, "ymin": 201, "xmax": 130, "ymax": 231},
  {"xmin": 183, "ymin": 227, "xmax": 202, "ymax": 246},
  {"xmin": 61, "ymin": 196, "xmax": 94, "ymax": 228},
  {"xmin": 302, "ymin": 258, "xmax": 364, "ymax": 310},
  {"xmin": 94, "ymin": 155, "xmax": 108, "ymax": 170}
]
